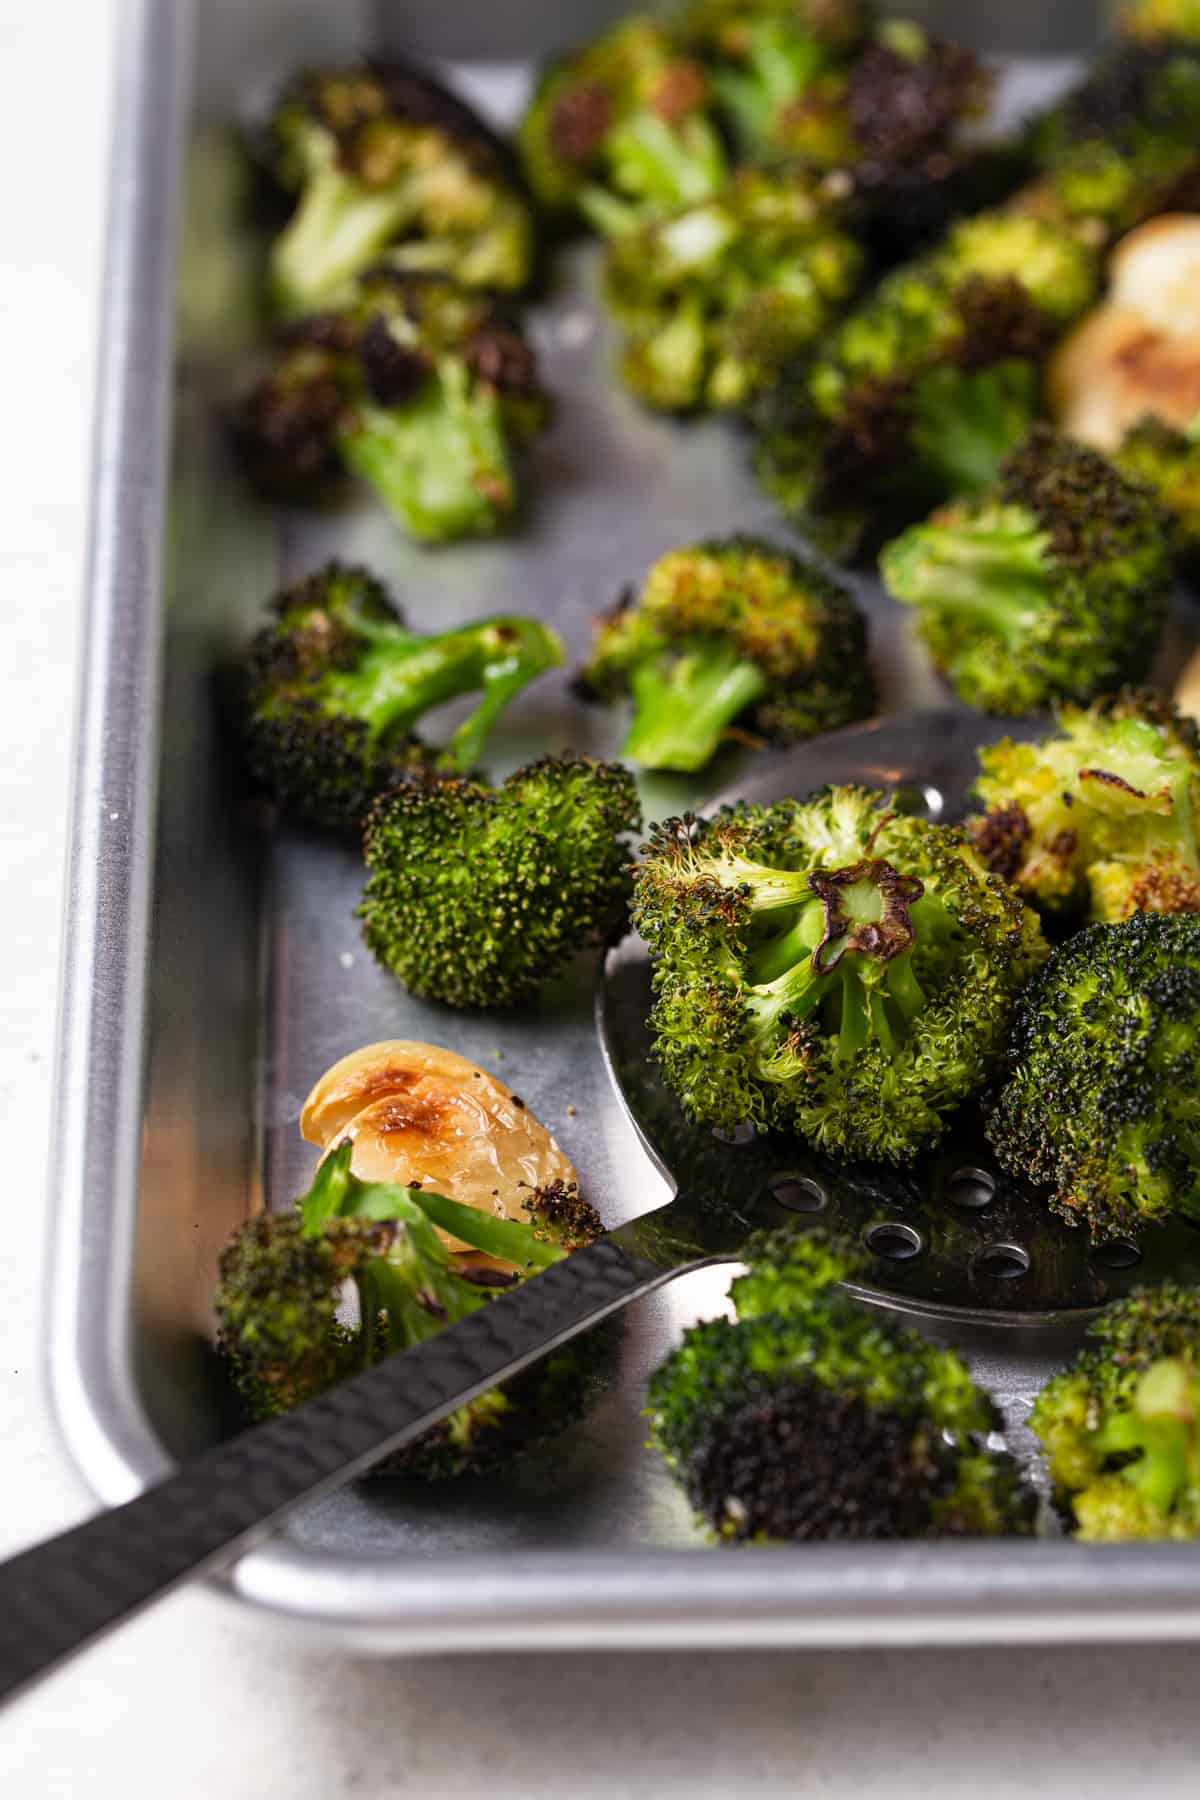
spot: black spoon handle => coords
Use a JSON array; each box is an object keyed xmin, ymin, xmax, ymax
[{"xmin": 0, "ymin": 1223, "xmax": 689, "ymax": 1707}]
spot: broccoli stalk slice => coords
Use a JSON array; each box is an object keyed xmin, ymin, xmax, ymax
[
  {"xmin": 271, "ymin": 162, "xmax": 418, "ymax": 315},
  {"xmin": 621, "ymin": 638, "xmax": 771, "ymax": 771},
  {"xmin": 885, "ymin": 503, "xmax": 1054, "ymax": 646}
]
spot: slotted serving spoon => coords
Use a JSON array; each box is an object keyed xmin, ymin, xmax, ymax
[{"xmin": 4, "ymin": 709, "xmax": 1200, "ymax": 1705}]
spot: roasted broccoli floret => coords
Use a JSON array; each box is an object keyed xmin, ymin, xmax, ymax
[
  {"xmin": 242, "ymin": 561, "xmax": 563, "ymax": 832},
  {"xmin": 263, "ymin": 60, "xmax": 534, "ymax": 315},
  {"xmin": 1114, "ymin": 413, "xmax": 1200, "ymax": 566},
  {"xmin": 986, "ymin": 910, "xmax": 1200, "ymax": 1238},
  {"xmin": 518, "ymin": 17, "xmax": 727, "ymax": 237},
  {"xmin": 1031, "ymin": 1285, "xmax": 1200, "ymax": 1539},
  {"xmin": 970, "ymin": 691, "xmax": 1200, "ymax": 921},
  {"xmin": 632, "ymin": 784, "xmax": 1047, "ymax": 1161},
  {"xmin": 648, "ymin": 1226, "xmax": 1033, "ymax": 1540},
  {"xmin": 880, "ymin": 428, "xmax": 1174, "ymax": 712},
  {"xmin": 360, "ymin": 756, "xmax": 642, "ymax": 1008},
  {"xmin": 232, "ymin": 271, "xmax": 550, "ymax": 542},
  {"xmin": 577, "ymin": 535, "xmax": 874, "ymax": 772},
  {"xmin": 601, "ymin": 164, "xmax": 863, "ymax": 413},
  {"xmin": 216, "ymin": 1142, "xmax": 604, "ymax": 1480}
]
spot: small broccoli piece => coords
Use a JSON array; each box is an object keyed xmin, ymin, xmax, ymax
[
  {"xmin": 360, "ymin": 755, "xmax": 642, "ymax": 1009},
  {"xmin": 880, "ymin": 428, "xmax": 1174, "ymax": 713},
  {"xmin": 970, "ymin": 691, "xmax": 1200, "ymax": 922},
  {"xmin": 263, "ymin": 60, "xmax": 534, "ymax": 316},
  {"xmin": 647, "ymin": 1225, "xmax": 1034, "ymax": 1541},
  {"xmin": 518, "ymin": 17, "xmax": 728, "ymax": 237},
  {"xmin": 632, "ymin": 784, "xmax": 1047, "ymax": 1161},
  {"xmin": 577, "ymin": 535, "xmax": 874, "ymax": 772},
  {"xmin": 986, "ymin": 910, "xmax": 1200, "ymax": 1238},
  {"xmin": 242, "ymin": 560, "xmax": 563, "ymax": 832},
  {"xmin": 1114, "ymin": 413, "xmax": 1200, "ymax": 566},
  {"xmin": 232, "ymin": 271, "xmax": 550, "ymax": 543},
  {"xmin": 216, "ymin": 1143, "xmax": 605, "ymax": 1480},
  {"xmin": 1031, "ymin": 1285, "xmax": 1200, "ymax": 1540}
]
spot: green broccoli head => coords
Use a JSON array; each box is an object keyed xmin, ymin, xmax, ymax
[
  {"xmin": 647, "ymin": 1224, "xmax": 1033, "ymax": 1541},
  {"xmin": 1114, "ymin": 413, "xmax": 1200, "ymax": 566},
  {"xmin": 632, "ymin": 784, "xmax": 1048, "ymax": 1161},
  {"xmin": 215, "ymin": 1143, "xmax": 605, "ymax": 1480},
  {"xmin": 518, "ymin": 17, "xmax": 727, "ymax": 236},
  {"xmin": 242, "ymin": 560, "xmax": 564, "ymax": 832},
  {"xmin": 602, "ymin": 164, "xmax": 863, "ymax": 414},
  {"xmin": 360, "ymin": 755, "xmax": 642, "ymax": 1009},
  {"xmin": 970, "ymin": 691, "xmax": 1200, "ymax": 922},
  {"xmin": 576, "ymin": 535, "xmax": 875, "ymax": 773},
  {"xmin": 986, "ymin": 909, "xmax": 1200, "ymax": 1238},
  {"xmin": 265, "ymin": 60, "xmax": 534, "ymax": 316},
  {"xmin": 880, "ymin": 427, "xmax": 1174, "ymax": 713},
  {"xmin": 1031, "ymin": 1284, "xmax": 1200, "ymax": 1540}
]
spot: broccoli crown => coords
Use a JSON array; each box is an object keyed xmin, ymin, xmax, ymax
[
  {"xmin": 232, "ymin": 271, "xmax": 550, "ymax": 543},
  {"xmin": 1030, "ymin": 1284, "xmax": 1200, "ymax": 1539},
  {"xmin": 647, "ymin": 1225, "xmax": 1032, "ymax": 1540},
  {"xmin": 632, "ymin": 783, "xmax": 1047, "ymax": 1161},
  {"xmin": 986, "ymin": 909, "xmax": 1200, "ymax": 1238},
  {"xmin": 242, "ymin": 560, "xmax": 564, "ymax": 832},
  {"xmin": 970, "ymin": 690, "xmax": 1200, "ymax": 922},
  {"xmin": 577, "ymin": 535, "xmax": 875, "ymax": 772},
  {"xmin": 601, "ymin": 164, "xmax": 863, "ymax": 414},
  {"xmin": 518, "ymin": 17, "xmax": 728, "ymax": 235},
  {"xmin": 880, "ymin": 427, "xmax": 1174, "ymax": 713},
  {"xmin": 266, "ymin": 60, "xmax": 534, "ymax": 315},
  {"xmin": 1115, "ymin": 413, "xmax": 1200, "ymax": 562},
  {"xmin": 215, "ymin": 1142, "xmax": 605, "ymax": 1480},
  {"xmin": 360, "ymin": 755, "xmax": 642, "ymax": 1009}
]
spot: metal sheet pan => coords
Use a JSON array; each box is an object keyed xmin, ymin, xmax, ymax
[{"xmin": 46, "ymin": 0, "xmax": 1200, "ymax": 1648}]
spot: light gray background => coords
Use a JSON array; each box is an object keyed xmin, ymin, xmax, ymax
[{"xmin": 2, "ymin": 1, "xmax": 1198, "ymax": 1790}]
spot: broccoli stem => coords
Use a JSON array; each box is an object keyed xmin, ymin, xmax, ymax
[
  {"xmin": 271, "ymin": 165, "xmax": 415, "ymax": 315},
  {"xmin": 622, "ymin": 639, "xmax": 770, "ymax": 771},
  {"xmin": 889, "ymin": 507, "xmax": 1054, "ymax": 646},
  {"xmin": 713, "ymin": 25, "xmax": 828, "ymax": 148},
  {"xmin": 605, "ymin": 112, "xmax": 726, "ymax": 211}
]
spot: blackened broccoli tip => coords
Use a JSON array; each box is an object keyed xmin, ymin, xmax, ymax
[
  {"xmin": 1031, "ymin": 1284, "xmax": 1200, "ymax": 1540},
  {"xmin": 359, "ymin": 754, "xmax": 642, "ymax": 1010},
  {"xmin": 576, "ymin": 536, "xmax": 874, "ymax": 773},
  {"xmin": 242, "ymin": 559, "xmax": 564, "ymax": 832},
  {"xmin": 632, "ymin": 783, "xmax": 1047, "ymax": 1162},
  {"xmin": 880, "ymin": 427, "xmax": 1175, "ymax": 713},
  {"xmin": 986, "ymin": 910, "xmax": 1200, "ymax": 1240},
  {"xmin": 215, "ymin": 1143, "xmax": 605, "ymax": 1480},
  {"xmin": 265, "ymin": 59, "xmax": 534, "ymax": 317},
  {"xmin": 970, "ymin": 690, "xmax": 1200, "ymax": 923}
]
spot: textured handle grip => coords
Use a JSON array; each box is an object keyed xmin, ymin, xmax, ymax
[{"xmin": 0, "ymin": 1234, "xmax": 673, "ymax": 1705}]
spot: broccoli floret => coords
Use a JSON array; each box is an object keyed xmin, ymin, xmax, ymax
[
  {"xmin": 1114, "ymin": 413, "xmax": 1200, "ymax": 566},
  {"xmin": 360, "ymin": 755, "xmax": 642, "ymax": 1008},
  {"xmin": 986, "ymin": 910, "xmax": 1200, "ymax": 1238},
  {"xmin": 601, "ymin": 164, "xmax": 863, "ymax": 414},
  {"xmin": 647, "ymin": 1226, "xmax": 1034, "ymax": 1541},
  {"xmin": 880, "ymin": 428, "xmax": 1174, "ymax": 712},
  {"xmin": 264, "ymin": 60, "xmax": 534, "ymax": 316},
  {"xmin": 242, "ymin": 560, "xmax": 563, "ymax": 832},
  {"xmin": 1031, "ymin": 1285, "xmax": 1200, "ymax": 1539},
  {"xmin": 232, "ymin": 271, "xmax": 550, "ymax": 543},
  {"xmin": 215, "ymin": 1142, "xmax": 604, "ymax": 1480},
  {"xmin": 632, "ymin": 784, "xmax": 1047, "ymax": 1161},
  {"xmin": 518, "ymin": 17, "xmax": 728, "ymax": 237},
  {"xmin": 970, "ymin": 691, "xmax": 1200, "ymax": 921},
  {"xmin": 576, "ymin": 535, "xmax": 874, "ymax": 772}
]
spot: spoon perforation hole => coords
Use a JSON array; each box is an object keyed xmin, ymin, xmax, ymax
[
  {"xmin": 1091, "ymin": 1239, "xmax": 1141, "ymax": 1270},
  {"xmin": 973, "ymin": 1243, "xmax": 1030, "ymax": 1281},
  {"xmin": 946, "ymin": 1166, "xmax": 996, "ymax": 1211},
  {"xmin": 864, "ymin": 1221, "xmax": 922, "ymax": 1261},
  {"xmin": 769, "ymin": 1174, "xmax": 827, "ymax": 1214}
]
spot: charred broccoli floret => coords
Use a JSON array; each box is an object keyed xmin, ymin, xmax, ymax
[
  {"xmin": 970, "ymin": 691, "xmax": 1200, "ymax": 922},
  {"xmin": 518, "ymin": 17, "xmax": 727, "ymax": 237},
  {"xmin": 632, "ymin": 785, "xmax": 1047, "ymax": 1161},
  {"xmin": 232, "ymin": 271, "xmax": 550, "ymax": 542},
  {"xmin": 647, "ymin": 1227, "xmax": 1034, "ymax": 1540},
  {"xmin": 242, "ymin": 561, "xmax": 563, "ymax": 832},
  {"xmin": 577, "ymin": 535, "xmax": 874, "ymax": 772},
  {"xmin": 601, "ymin": 164, "xmax": 862, "ymax": 413},
  {"xmin": 216, "ymin": 1142, "xmax": 604, "ymax": 1480},
  {"xmin": 880, "ymin": 428, "xmax": 1174, "ymax": 712},
  {"xmin": 360, "ymin": 756, "xmax": 642, "ymax": 1008},
  {"xmin": 263, "ymin": 60, "xmax": 534, "ymax": 315},
  {"xmin": 1114, "ymin": 414, "xmax": 1200, "ymax": 566},
  {"xmin": 1031, "ymin": 1285, "xmax": 1200, "ymax": 1539},
  {"xmin": 986, "ymin": 910, "xmax": 1200, "ymax": 1238}
]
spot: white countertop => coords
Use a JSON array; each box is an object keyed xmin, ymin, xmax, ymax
[{"xmin": 3, "ymin": 3, "xmax": 1200, "ymax": 1792}]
